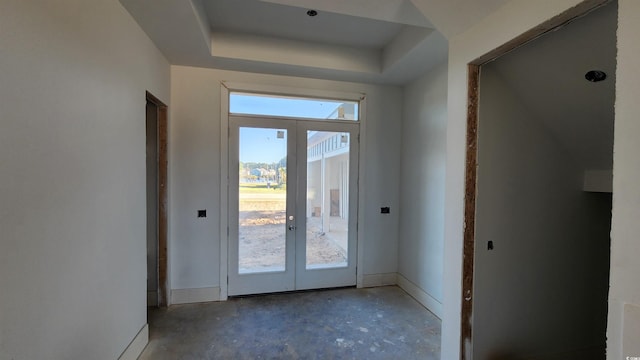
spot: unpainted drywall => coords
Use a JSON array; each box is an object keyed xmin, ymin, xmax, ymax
[
  {"xmin": 473, "ymin": 66, "xmax": 610, "ymax": 359},
  {"xmin": 169, "ymin": 65, "xmax": 402, "ymax": 292},
  {"xmin": 398, "ymin": 62, "xmax": 448, "ymax": 311},
  {"xmin": 0, "ymin": 0, "xmax": 170, "ymax": 359}
]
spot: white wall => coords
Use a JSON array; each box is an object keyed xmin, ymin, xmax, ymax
[
  {"xmin": 445, "ymin": 1, "xmax": 640, "ymax": 358},
  {"xmin": 0, "ymin": 1, "xmax": 170, "ymax": 359},
  {"xmin": 169, "ymin": 66, "xmax": 402, "ymax": 295},
  {"xmin": 397, "ymin": 62, "xmax": 448, "ymax": 316},
  {"xmin": 443, "ymin": 1, "xmax": 598, "ymax": 358},
  {"xmin": 473, "ymin": 66, "xmax": 610, "ymax": 359},
  {"xmin": 609, "ymin": 1, "xmax": 640, "ymax": 359}
]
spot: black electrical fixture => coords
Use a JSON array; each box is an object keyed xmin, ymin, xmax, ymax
[
  {"xmin": 585, "ymin": 70, "xmax": 607, "ymax": 82},
  {"xmin": 306, "ymin": 9, "xmax": 318, "ymax": 17}
]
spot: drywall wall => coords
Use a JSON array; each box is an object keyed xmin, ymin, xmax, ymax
[
  {"xmin": 397, "ymin": 62, "xmax": 448, "ymax": 317},
  {"xmin": 169, "ymin": 65, "xmax": 402, "ymax": 294},
  {"xmin": 444, "ymin": 1, "xmax": 640, "ymax": 358},
  {"xmin": 0, "ymin": 1, "xmax": 170, "ymax": 359},
  {"xmin": 473, "ymin": 66, "xmax": 610, "ymax": 359},
  {"xmin": 483, "ymin": 1, "xmax": 616, "ymax": 173},
  {"xmin": 609, "ymin": 1, "xmax": 640, "ymax": 359},
  {"xmin": 443, "ymin": 1, "xmax": 603, "ymax": 358}
]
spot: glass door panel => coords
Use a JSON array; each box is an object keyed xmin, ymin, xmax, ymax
[
  {"xmin": 238, "ymin": 127, "xmax": 288, "ymax": 274},
  {"xmin": 228, "ymin": 117, "xmax": 296, "ymax": 296},
  {"xmin": 228, "ymin": 116, "xmax": 358, "ymax": 295},
  {"xmin": 295, "ymin": 122, "xmax": 359, "ymax": 291},
  {"xmin": 305, "ymin": 131, "xmax": 350, "ymax": 269}
]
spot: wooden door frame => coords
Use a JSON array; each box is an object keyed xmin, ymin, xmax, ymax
[
  {"xmin": 146, "ymin": 91, "xmax": 169, "ymax": 307},
  {"xmin": 460, "ymin": 0, "xmax": 612, "ymax": 357}
]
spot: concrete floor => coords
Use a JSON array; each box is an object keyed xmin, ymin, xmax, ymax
[{"xmin": 140, "ymin": 286, "xmax": 441, "ymax": 360}]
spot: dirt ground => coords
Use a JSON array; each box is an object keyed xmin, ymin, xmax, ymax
[{"xmin": 238, "ymin": 193, "xmax": 347, "ymax": 272}]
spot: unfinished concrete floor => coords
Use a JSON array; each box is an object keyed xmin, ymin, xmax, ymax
[{"xmin": 140, "ymin": 286, "xmax": 441, "ymax": 359}]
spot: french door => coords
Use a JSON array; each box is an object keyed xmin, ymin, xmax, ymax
[{"xmin": 228, "ymin": 115, "xmax": 359, "ymax": 296}]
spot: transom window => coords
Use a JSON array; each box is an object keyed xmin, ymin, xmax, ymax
[{"xmin": 230, "ymin": 92, "xmax": 359, "ymax": 121}]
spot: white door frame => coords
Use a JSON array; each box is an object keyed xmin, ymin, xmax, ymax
[
  {"xmin": 219, "ymin": 81, "xmax": 367, "ymax": 300},
  {"xmin": 227, "ymin": 117, "xmax": 359, "ymax": 295},
  {"xmin": 294, "ymin": 120, "xmax": 359, "ymax": 290}
]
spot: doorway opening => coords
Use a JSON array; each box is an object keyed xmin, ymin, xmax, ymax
[
  {"xmin": 146, "ymin": 91, "xmax": 168, "ymax": 307},
  {"xmin": 225, "ymin": 92, "xmax": 361, "ymax": 296},
  {"xmin": 462, "ymin": 1, "xmax": 615, "ymax": 358}
]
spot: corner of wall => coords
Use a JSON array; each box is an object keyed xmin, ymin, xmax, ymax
[{"xmin": 397, "ymin": 273, "xmax": 443, "ymax": 319}]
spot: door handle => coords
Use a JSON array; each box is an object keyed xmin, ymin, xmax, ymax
[{"xmin": 288, "ymin": 215, "xmax": 295, "ymax": 231}]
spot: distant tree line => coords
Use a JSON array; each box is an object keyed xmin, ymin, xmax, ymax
[{"xmin": 240, "ymin": 157, "xmax": 287, "ymax": 184}]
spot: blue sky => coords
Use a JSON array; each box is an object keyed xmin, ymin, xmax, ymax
[
  {"xmin": 233, "ymin": 93, "xmax": 357, "ymax": 163},
  {"xmin": 231, "ymin": 93, "xmax": 345, "ymax": 119},
  {"xmin": 239, "ymin": 127, "xmax": 287, "ymax": 164}
]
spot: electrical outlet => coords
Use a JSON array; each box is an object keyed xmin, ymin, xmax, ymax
[{"xmin": 198, "ymin": 209, "xmax": 207, "ymax": 218}]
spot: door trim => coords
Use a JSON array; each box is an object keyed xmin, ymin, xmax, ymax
[
  {"xmin": 219, "ymin": 82, "xmax": 366, "ymax": 300},
  {"xmin": 146, "ymin": 91, "xmax": 169, "ymax": 307},
  {"xmin": 460, "ymin": 1, "xmax": 611, "ymax": 357},
  {"xmin": 226, "ymin": 117, "xmax": 359, "ymax": 295}
]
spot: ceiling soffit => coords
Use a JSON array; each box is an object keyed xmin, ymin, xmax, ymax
[
  {"xmin": 120, "ymin": 0, "xmax": 454, "ymax": 84},
  {"xmin": 200, "ymin": 0, "xmax": 441, "ymax": 81}
]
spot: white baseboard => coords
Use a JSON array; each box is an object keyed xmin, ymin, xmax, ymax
[
  {"xmin": 396, "ymin": 273, "xmax": 442, "ymax": 319},
  {"xmin": 171, "ymin": 286, "xmax": 221, "ymax": 305},
  {"xmin": 118, "ymin": 324, "xmax": 148, "ymax": 360},
  {"xmin": 361, "ymin": 273, "xmax": 397, "ymax": 288}
]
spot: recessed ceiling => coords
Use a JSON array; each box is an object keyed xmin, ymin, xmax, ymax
[
  {"xmin": 118, "ymin": 0, "xmax": 514, "ymax": 85},
  {"xmin": 205, "ymin": 0, "xmax": 407, "ymax": 50}
]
